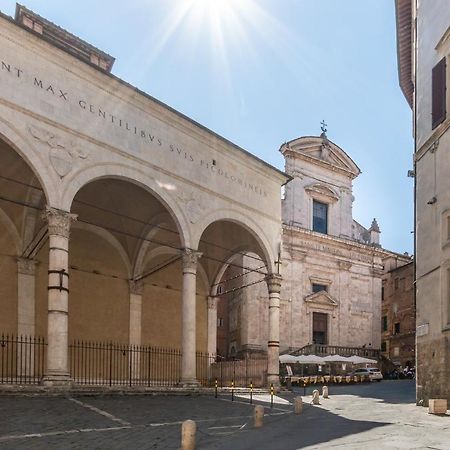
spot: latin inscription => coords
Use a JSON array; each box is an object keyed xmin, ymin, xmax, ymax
[{"xmin": 0, "ymin": 58, "xmax": 268, "ymax": 198}]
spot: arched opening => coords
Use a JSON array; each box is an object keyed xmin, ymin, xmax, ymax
[
  {"xmin": 69, "ymin": 177, "xmax": 186, "ymax": 344},
  {"xmin": 198, "ymin": 219, "xmax": 273, "ymax": 360},
  {"xmin": 0, "ymin": 136, "xmax": 47, "ymax": 335}
]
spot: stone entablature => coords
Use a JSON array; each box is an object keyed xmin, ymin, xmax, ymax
[{"xmin": 283, "ymin": 224, "xmax": 388, "ymax": 269}]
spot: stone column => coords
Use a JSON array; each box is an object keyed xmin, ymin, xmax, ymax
[
  {"xmin": 17, "ymin": 257, "xmax": 37, "ymax": 337},
  {"xmin": 42, "ymin": 207, "xmax": 76, "ymax": 386},
  {"xmin": 266, "ymin": 274, "xmax": 282, "ymax": 387},
  {"xmin": 207, "ymin": 296, "xmax": 218, "ymax": 358},
  {"xmin": 181, "ymin": 249, "xmax": 202, "ymax": 386},
  {"xmin": 129, "ymin": 280, "xmax": 143, "ymax": 380}
]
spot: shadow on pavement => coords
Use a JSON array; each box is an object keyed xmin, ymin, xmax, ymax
[
  {"xmin": 197, "ymin": 401, "xmax": 390, "ymax": 450},
  {"xmin": 291, "ymin": 379, "xmax": 415, "ymax": 405}
]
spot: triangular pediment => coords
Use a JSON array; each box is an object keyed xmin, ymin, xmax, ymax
[
  {"xmin": 304, "ymin": 291, "xmax": 338, "ymax": 308},
  {"xmin": 280, "ymin": 136, "xmax": 361, "ymax": 179}
]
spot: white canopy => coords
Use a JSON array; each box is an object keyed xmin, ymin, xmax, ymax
[
  {"xmin": 322, "ymin": 354, "xmax": 351, "ymax": 363},
  {"xmin": 279, "ymin": 354, "xmax": 325, "ymax": 364},
  {"xmin": 347, "ymin": 355, "xmax": 378, "ymax": 364},
  {"xmin": 279, "ymin": 354, "xmax": 298, "ymax": 364}
]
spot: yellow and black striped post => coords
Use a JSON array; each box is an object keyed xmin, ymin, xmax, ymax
[
  {"xmin": 270, "ymin": 383, "xmax": 274, "ymax": 408},
  {"xmin": 250, "ymin": 380, "xmax": 253, "ymax": 404},
  {"xmin": 215, "ymin": 378, "xmax": 218, "ymax": 398},
  {"xmin": 231, "ymin": 379, "xmax": 235, "ymax": 402}
]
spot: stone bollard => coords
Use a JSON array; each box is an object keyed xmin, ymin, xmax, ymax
[
  {"xmin": 254, "ymin": 405, "xmax": 264, "ymax": 428},
  {"xmin": 429, "ymin": 399, "xmax": 448, "ymax": 415},
  {"xmin": 322, "ymin": 386, "xmax": 329, "ymax": 399},
  {"xmin": 294, "ymin": 396, "xmax": 303, "ymax": 414},
  {"xmin": 181, "ymin": 420, "xmax": 196, "ymax": 450},
  {"xmin": 312, "ymin": 389, "xmax": 320, "ymax": 405}
]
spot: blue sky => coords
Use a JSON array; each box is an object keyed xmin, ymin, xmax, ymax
[{"xmin": 1, "ymin": 0, "xmax": 414, "ymax": 254}]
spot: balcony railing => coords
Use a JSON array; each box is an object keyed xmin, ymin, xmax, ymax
[{"xmin": 293, "ymin": 344, "xmax": 380, "ymax": 359}]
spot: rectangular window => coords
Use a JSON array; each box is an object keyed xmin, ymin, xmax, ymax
[
  {"xmin": 312, "ymin": 283, "xmax": 327, "ymax": 293},
  {"xmin": 217, "ymin": 318, "xmax": 224, "ymax": 327},
  {"xmin": 313, "ymin": 200, "xmax": 328, "ymax": 234},
  {"xmin": 381, "ymin": 286, "xmax": 384, "ymax": 301},
  {"xmin": 382, "ymin": 316, "xmax": 388, "ymax": 332},
  {"xmin": 432, "ymin": 57, "xmax": 446, "ymax": 129},
  {"xmin": 394, "ymin": 322, "xmax": 400, "ymax": 334},
  {"xmin": 381, "ymin": 341, "xmax": 387, "ymax": 352}
]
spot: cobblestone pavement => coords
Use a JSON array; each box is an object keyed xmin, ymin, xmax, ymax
[{"xmin": 0, "ymin": 380, "xmax": 448, "ymax": 449}]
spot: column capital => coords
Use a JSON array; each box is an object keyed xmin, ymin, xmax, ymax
[
  {"xmin": 181, "ymin": 248, "xmax": 202, "ymax": 273},
  {"xmin": 129, "ymin": 279, "xmax": 144, "ymax": 295},
  {"xmin": 44, "ymin": 207, "xmax": 77, "ymax": 238},
  {"xmin": 17, "ymin": 257, "xmax": 38, "ymax": 275},
  {"xmin": 207, "ymin": 296, "xmax": 218, "ymax": 310},
  {"xmin": 266, "ymin": 273, "xmax": 282, "ymax": 294}
]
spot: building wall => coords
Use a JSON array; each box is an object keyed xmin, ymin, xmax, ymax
[
  {"xmin": 414, "ymin": 0, "xmax": 450, "ymax": 403},
  {"xmin": 381, "ymin": 259, "xmax": 415, "ymax": 372},
  {"xmin": 0, "ymin": 222, "xmax": 18, "ymax": 335}
]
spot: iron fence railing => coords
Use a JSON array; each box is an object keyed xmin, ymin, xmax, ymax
[
  {"xmin": 0, "ymin": 334, "xmax": 269, "ymax": 388},
  {"xmin": 0, "ymin": 334, "xmax": 46, "ymax": 384},
  {"xmin": 69, "ymin": 340, "xmax": 216, "ymax": 387},
  {"xmin": 210, "ymin": 358, "xmax": 268, "ymax": 388}
]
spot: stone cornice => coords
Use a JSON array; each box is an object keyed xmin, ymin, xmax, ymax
[
  {"xmin": 283, "ymin": 223, "xmax": 394, "ymax": 259},
  {"xmin": 282, "ymin": 147, "xmax": 357, "ymax": 180}
]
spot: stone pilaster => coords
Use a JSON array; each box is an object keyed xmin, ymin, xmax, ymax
[
  {"xmin": 207, "ymin": 296, "xmax": 218, "ymax": 358},
  {"xmin": 42, "ymin": 207, "xmax": 76, "ymax": 386},
  {"xmin": 17, "ymin": 257, "xmax": 37, "ymax": 337},
  {"xmin": 129, "ymin": 280, "xmax": 143, "ymax": 346},
  {"xmin": 266, "ymin": 274, "xmax": 282, "ymax": 388},
  {"xmin": 181, "ymin": 248, "xmax": 202, "ymax": 386}
]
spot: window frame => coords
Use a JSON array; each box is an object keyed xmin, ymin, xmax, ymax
[{"xmin": 312, "ymin": 199, "xmax": 328, "ymax": 234}]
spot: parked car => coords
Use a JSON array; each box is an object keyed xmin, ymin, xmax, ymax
[{"xmin": 352, "ymin": 367, "xmax": 383, "ymax": 382}]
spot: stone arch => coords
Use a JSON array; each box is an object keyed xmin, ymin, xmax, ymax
[
  {"xmin": 141, "ymin": 246, "xmax": 210, "ymax": 293},
  {"xmin": 60, "ymin": 163, "xmax": 192, "ymax": 248},
  {"xmin": 0, "ymin": 117, "xmax": 55, "ymax": 206},
  {"xmin": 194, "ymin": 208, "xmax": 276, "ymax": 274},
  {"xmin": 209, "ymin": 248, "xmax": 264, "ymax": 297},
  {"xmin": 72, "ymin": 221, "xmax": 132, "ymax": 278},
  {"xmin": 132, "ymin": 212, "xmax": 176, "ymax": 278}
]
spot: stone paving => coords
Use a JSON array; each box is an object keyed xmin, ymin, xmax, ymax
[{"xmin": 0, "ymin": 380, "xmax": 448, "ymax": 449}]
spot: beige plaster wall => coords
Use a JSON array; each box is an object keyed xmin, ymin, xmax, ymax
[
  {"xmin": 68, "ymin": 229, "xmax": 129, "ymax": 343},
  {"xmin": 0, "ymin": 222, "xmax": 18, "ymax": 334},
  {"xmin": 141, "ymin": 260, "xmax": 208, "ymax": 352}
]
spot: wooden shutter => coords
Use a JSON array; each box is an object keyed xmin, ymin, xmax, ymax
[{"xmin": 432, "ymin": 57, "xmax": 446, "ymax": 129}]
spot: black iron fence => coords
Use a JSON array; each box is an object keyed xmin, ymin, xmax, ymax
[
  {"xmin": 0, "ymin": 334, "xmax": 268, "ymax": 388},
  {"xmin": 210, "ymin": 358, "xmax": 268, "ymax": 388},
  {"xmin": 69, "ymin": 340, "xmax": 215, "ymax": 387},
  {"xmin": 0, "ymin": 334, "xmax": 46, "ymax": 384}
]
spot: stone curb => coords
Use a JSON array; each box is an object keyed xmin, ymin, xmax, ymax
[{"xmin": 0, "ymin": 384, "xmax": 269, "ymax": 397}]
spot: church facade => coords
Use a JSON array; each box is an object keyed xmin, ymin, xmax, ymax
[{"xmin": 217, "ymin": 133, "xmax": 399, "ymax": 358}]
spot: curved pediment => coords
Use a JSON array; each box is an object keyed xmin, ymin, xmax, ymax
[
  {"xmin": 304, "ymin": 182, "xmax": 339, "ymax": 202},
  {"xmin": 280, "ymin": 136, "xmax": 361, "ymax": 179},
  {"xmin": 304, "ymin": 291, "xmax": 339, "ymax": 308}
]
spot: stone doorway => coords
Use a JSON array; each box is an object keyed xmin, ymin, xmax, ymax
[{"xmin": 313, "ymin": 312, "xmax": 328, "ymax": 344}]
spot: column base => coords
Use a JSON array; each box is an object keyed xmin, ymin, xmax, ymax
[
  {"xmin": 267, "ymin": 374, "xmax": 280, "ymax": 389},
  {"xmin": 180, "ymin": 378, "xmax": 200, "ymax": 388},
  {"xmin": 41, "ymin": 372, "xmax": 72, "ymax": 387}
]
